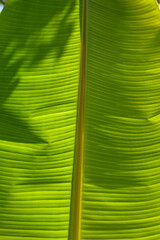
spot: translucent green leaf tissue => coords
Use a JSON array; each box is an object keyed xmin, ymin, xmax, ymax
[{"xmin": 0, "ymin": 1, "xmax": 160, "ymax": 240}]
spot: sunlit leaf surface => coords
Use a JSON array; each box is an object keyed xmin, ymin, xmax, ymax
[
  {"xmin": 0, "ymin": 0, "xmax": 160, "ymax": 240},
  {"xmin": 0, "ymin": 0, "xmax": 80, "ymax": 239},
  {"xmin": 82, "ymin": 0, "xmax": 160, "ymax": 239}
]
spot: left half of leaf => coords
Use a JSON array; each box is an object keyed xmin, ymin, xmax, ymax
[{"xmin": 0, "ymin": 0, "xmax": 80, "ymax": 239}]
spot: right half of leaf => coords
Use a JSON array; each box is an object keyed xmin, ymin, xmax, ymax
[{"xmin": 81, "ymin": 0, "xmax": 160, "ymax": 239}]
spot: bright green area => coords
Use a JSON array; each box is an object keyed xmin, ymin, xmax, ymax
[
  {"xmin": 82, "ymin": 0, "xmax": 160, "ymax": 239},
  {"xmin": 0, "ymin": 0, "xmax": 80, "ymax": 239}
]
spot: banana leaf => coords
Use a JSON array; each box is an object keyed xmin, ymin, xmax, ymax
[{"xmin": 0, "ymin": 0, "xmax": 160, "ymax": 240}]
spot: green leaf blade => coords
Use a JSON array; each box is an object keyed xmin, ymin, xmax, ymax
[
  {"xmin": 82, "ymin": 0, "xmax": 160, "ymax": 239},
  {"xmin": 0, "ymin": 0, "xmax": 80, "ymax": 239}
]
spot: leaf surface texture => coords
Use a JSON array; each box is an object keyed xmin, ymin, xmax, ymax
[
  {"xmin": 82, "ymin": 0, "xmax": 160, "ymax": 239},
  {"xmin": 0, "ymin": 0, "xmax": 80, "ymax": 239}
]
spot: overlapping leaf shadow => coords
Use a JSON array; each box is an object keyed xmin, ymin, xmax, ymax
[{"xmin": 0, "ymin": 0, "xmax": 76, "ymax": 143}]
